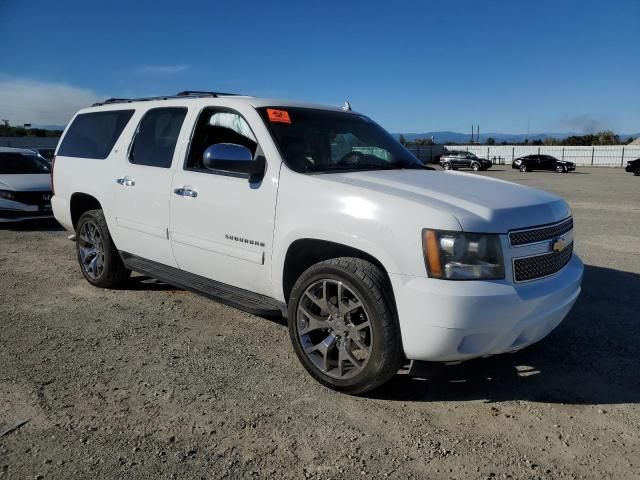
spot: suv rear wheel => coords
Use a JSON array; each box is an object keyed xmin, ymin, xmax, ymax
[
  {"xmin": 635, "ymin": 168, "xmax": 640, "ymax": 176},
  {"xmin": 76, "ymin": 209, "xmax": 131, "ymax": 288},
  {"xmin": 287, "ymin": 257, "xmax": 403, "ymax": 394}
]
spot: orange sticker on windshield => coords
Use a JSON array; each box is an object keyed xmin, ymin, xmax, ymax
[{"xmin": 267, "ymin": 109, "xmax": 291, "ymax": 124}]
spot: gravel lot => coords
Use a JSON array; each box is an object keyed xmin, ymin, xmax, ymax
[{"xmin": 1, "ymin": 167, "xmax": 639, "ymax": 479}]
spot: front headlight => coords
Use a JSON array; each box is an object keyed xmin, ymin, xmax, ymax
[
  {"xmin": 0, "ymin": 190, "xmax": 15, "ymax": 200},
  {"xmin": 514, "ymin": 159, "xmax": 522, "ymax": 165},
  {"xmin": 422, "ymin": 229, "xmax": 505, "ymax": 280}
]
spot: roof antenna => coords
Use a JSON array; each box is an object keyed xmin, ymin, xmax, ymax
[{"xmin": 342, "ymin": 100, "xmax": 352, "ymax": 111}]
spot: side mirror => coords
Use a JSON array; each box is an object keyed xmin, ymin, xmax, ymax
[{"xmin": 203, "ymin": 143, "xmax": 266, "ymax": 182}]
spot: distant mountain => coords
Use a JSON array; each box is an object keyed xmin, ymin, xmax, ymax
[
  {"xmin": 395, "ymin": 131, "xmax": 639, "ymax": 144},
  {"xmin": 33, "ymin": 124, "xmax": 66, "ymax": 131}
]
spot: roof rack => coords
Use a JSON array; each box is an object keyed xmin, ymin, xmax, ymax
[{"xmin": 92, "ymin": 90, "xmax": 240, "ymax": 107}]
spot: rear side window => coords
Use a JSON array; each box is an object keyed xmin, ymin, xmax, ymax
[
  {"xmin": 58, "ymin": 110, "xmax": 134, "ymax": 159},
  {"xmin": 129, "ymin": 107, "xmax": 187, "ymax": 168}
]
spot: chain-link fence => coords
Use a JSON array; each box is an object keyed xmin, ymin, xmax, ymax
[
  {"xmin": 404, "ymin": 145, "xmax": 445, "ymax": 163},
  {"xmin": 447, "ymin": 145, "xmax": 640, "ymax": 167}
]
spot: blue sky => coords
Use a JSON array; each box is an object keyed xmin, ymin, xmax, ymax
[{"xmin": 1, "ymin": 0, "xmax": 638, "ymax": 133}]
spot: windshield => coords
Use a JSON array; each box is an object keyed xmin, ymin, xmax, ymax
[
  {"xmin": 0, "ymin": 152, "xmax": 51, "ymax": 174},
  {"xmin": 258, "ymin": 107, "xmax": 424, "ymax": 173}
]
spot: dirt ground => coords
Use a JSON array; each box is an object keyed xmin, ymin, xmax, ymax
[{"xmin": 1, "ymin": 167, "xmax": 639, "ymax": 479}]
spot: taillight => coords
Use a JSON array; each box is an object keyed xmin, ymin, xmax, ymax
[{"xmin": 51, "ymin": 156, "xmax": 56, "ymax": 195}]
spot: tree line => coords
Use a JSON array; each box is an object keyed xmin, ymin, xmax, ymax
[
  {"xmin": 399, "ymin": 131, "xmax": 636, "ymax": 147},
  {"xmin": 0, "ymin": 120, "xmax": 62, "ymax": 138}
]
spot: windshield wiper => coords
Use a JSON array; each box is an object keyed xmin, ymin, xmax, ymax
[
  {"xmin": 393, "ymin": 161, "xmax": 434, "ymax": 170},
  {"xmin": 307, "ymin": 161, "xmax": 433, "ymax": 173}
]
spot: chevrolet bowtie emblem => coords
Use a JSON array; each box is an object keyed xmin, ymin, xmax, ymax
[{"xmin": 552, "ymin": 237, "xmax": 567, "ymax": 253}]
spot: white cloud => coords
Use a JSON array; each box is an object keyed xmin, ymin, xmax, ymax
[
  {"xmin": 137, "ymin": 64, "xmax": 190, "ymax": 74},
  {"xmin": 0, "ymin": 76, "xmax": 102, "ymax": 126}
]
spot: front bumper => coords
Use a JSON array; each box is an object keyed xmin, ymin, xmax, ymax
[
  {"xmin": 0, "ymin": 201, "xmax": 53, "ymax": 223},
  {"xmin": 390, "ymin": 254, "xmax": 583, "ymax": 362}
]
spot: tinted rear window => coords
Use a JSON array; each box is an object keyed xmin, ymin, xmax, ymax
[{"xmin": 58, "ymin": 110, "xmax": 135, "ymax": 159}]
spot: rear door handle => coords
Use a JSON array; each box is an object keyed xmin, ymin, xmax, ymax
[
  {"xmin": 116, "ymin": 177, "xmax": 135, "ymax": 187},
  {"xmin": 174, "ymin": 187, "xmax": 198, "ymax": 198}
]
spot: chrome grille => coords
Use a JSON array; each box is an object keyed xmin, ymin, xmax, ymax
[
  {"xmin": 10, "ymin": 191, "xmax": 52, "ymax": 206},
  {"xmin": 513, "ymin": 242, "xmax": 573, "ymax": 282},
  {"xmin": 509, "ymin": 217, "xmax": 573, "ymax": 246}
]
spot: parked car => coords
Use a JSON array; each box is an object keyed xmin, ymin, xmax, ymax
[
  {"xmin": 52, "ymin": 91, "xmax": 583, "ymax": 394},
  {"xmin": 512, "ymin": 155, "xmax": 576, "ymax": 173},
  {"xmin": 440, "ymin": 151, "xmax": 492, "ymax": 171},
  {"xmin": 30, "ymin": 148, "xmax": 56, "ymax": 164},
  {"xmin": 624, "ymin": 158, "xmax": 640, "ymax": 176},
  {"xmin": 0, "ymin": 147, "xmax": 53, "ymax": 222}
]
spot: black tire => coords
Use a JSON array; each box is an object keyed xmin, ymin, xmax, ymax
[
  {"xmin": 442, "ymin": 162, "xmax": 452, "ymax": 170},
  {"xmin": 76, "ymin": 209, "xmax": 131, "ymax": 288},
  {"xmin": 634, "ymin": 168, "xmax": 640, "ymax": 176},
  {"xmin": 519, "ymin": 164, "xmax": 528, "ymax": 172},
  {"xmin": 471, "ymin": 162, "xmax": 480, "ymax": 171},
  {"xmin": 287, "ymin": 257, "xmax": 403, "ymax": 395}
]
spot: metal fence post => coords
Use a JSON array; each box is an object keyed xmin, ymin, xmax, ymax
[
  {"xmin": 512, "ymin": 147, "xmax": 515, "ymax": 163},
  {"xmin": 562, "ymin": 148, "xmax": 565, "ymax": 161},
  {"xmin": 591, "ymin": 147, "xmax": 594, "ymax": 166},
  {"xmin": 621, "ymin": 146, "xmax": 625, "ymax": 167}
]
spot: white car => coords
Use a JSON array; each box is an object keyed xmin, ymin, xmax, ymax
[
  {"xmin": 52, "ymin": 91, "xmax": 583, "ymax": 394},
  {"xmin": 0, "ymin": 147, "xmax": 53, "ymax": 222}
]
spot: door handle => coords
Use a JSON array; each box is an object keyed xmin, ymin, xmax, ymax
[
  {"xmin": 174, "ymin": 187, "xmax": 198, "ymax": 198},
  {"xmin": 116, "ymin": 177, "xmax": 135, "ymax": 187}
]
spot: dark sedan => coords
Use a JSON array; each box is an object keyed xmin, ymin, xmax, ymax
[
  {"xmin": 512, "ymin": 154, "xmax": 576, "ymax": 173},
  {"xmin": 625, "ymin": 158, "xmax": 640, "ymax": 176}
]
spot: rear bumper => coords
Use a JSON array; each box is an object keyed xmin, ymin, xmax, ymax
[
  {"xmin": 52, "ymin": 195, "xmax": 73, "ymax": 231},
  {"xmin": 390, "ymin": 254, "xmax": 583, "ymax": 361}
]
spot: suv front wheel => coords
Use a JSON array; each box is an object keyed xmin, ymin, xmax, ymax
[
  {"xmin": 76, "ymin": 209, "xmax": 131, "ymax": 288},
  {"xmin": 287, "ymin": 258, "xmax": 403, "ymax": 394}
]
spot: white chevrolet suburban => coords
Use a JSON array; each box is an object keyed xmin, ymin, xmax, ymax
[{"xmin": 52, "ymin": 91, "xmax": 583, "ymax": 394}]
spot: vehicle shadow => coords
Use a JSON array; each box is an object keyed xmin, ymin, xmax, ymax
[
  {"xmin": 126, "ymin": 275, "xmax": 178, "ymax": 291},
  {"xmin": 1, "ymin": 218, "xmax": 63, "ymax": 232},
  {"xmin": 372, "ymin": 264, "xmax": 640, "ymax": 405}
]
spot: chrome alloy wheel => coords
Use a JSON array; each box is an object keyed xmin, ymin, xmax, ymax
[
  {"xmin": 78, "ymin": 220, "xmax": 105, "ymax": 280},
  {"xmin": 297, "ymin": 279, "xmax": 373, "ymax": 379}
]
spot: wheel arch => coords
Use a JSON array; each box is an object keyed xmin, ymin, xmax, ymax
[
  {"xmin": 70, "ymin": 192, "xmax": 102, "ymax": 230},
  {"xmin": 280, "ymin": 238, "xmax": 397, "ymax": 308}
]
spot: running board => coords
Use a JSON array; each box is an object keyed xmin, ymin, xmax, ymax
[{"xmin": 120, "ymin": 252, "xmax": 285, "ymax": 317}]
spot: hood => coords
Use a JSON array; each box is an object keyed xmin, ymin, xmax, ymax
[
  {"xmin": 0, "ymin": 174, "xmax": 52, "ymax": 192},
  {"xmin": 317, "ymin": 170, "xmax": 570, "ymax": 233}
]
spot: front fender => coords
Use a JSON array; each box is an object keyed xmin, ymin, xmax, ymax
[{"xmin": 270, "ymin": 167, "xmax": 461, "ymax": 301}]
